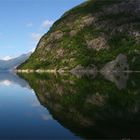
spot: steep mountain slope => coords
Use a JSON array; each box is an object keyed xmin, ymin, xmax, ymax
[
  {"xmin": 0, "ymin": 52, "xmax": 31, "ymax": 70},
  {"xmin": 18, "ymin": 0, "xmax": 140, "ymax": 71}
]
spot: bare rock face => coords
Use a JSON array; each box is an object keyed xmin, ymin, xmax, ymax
[
  {"xmin": 49, "ymin": 31, "xmax": 63, "ymax": 41},
  {"xmin": 101, "ymin": 54, "xmax": 129, "ymax": 89},
  {"xmin": 81, "ymin": 14, "xmax": 95, "ymax": 27},
  {"xmin": 101, "ymin": 54, "xmax": 129, "ymax": 72},
  {"xmin": 102, "ymin": 0, "xmax": 140, "ymax": 16},
  {"xmin": 56, "ymin": 49, "xmax": 65, "ymax": 58},
  {"xmin": 69, "ymin": 30, "xmax": 78, "ymax": 36},
  {"xmin": 86, "ymin": 37, "xmax": 108, "ymax": 51}
]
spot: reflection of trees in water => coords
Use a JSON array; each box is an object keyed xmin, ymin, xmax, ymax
[{"xmin": 18, "ymin": 72, "xmax": 140, "ymax": 139}]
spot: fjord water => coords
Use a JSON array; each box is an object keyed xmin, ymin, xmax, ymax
[
  {"xmin": 0, "ymin": 72, "xmax": 140, "ymax": 139},
  {"xmin": 0, "ymin": 72, "xmax": 80, "ymax": 139}
]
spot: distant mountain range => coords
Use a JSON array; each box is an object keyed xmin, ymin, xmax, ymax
[{"xmin": 0, "ymin": 52, "xmax": 31, "ymax": 70}]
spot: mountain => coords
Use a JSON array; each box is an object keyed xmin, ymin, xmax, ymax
[
  {"xmin": 0, "ymin": 52, "xmax": 31, "ymax": 70},
  {"xmin": 18, "ymin": 0, "xmax": 140, "ymax": 72}
]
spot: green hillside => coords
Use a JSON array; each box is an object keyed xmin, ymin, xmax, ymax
[{"xmin": 18, "ymin": 0, "xmax": 140, "ymax": 71}]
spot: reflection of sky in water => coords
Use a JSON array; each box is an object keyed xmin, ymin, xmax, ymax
[
  {"xmin": 0, "ymin": 80, "xmax": 12, "ymax": 86},
  {"xmin": 0, "ymin": 72, "xmax": 79, "ymax": 139}
]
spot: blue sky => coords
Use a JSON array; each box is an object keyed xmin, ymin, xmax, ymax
[{"xmin": 0, "ymin": 0, "xmax": 84, "ymax": 60}]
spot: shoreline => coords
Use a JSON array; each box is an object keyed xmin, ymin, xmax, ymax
[
  {"xmin": 16, "ymin": 69, "xmax": 58, "ymax": 73},
  {"xmin": 15, "ymin": 69, "xmax": 140, "ymax": 73}
]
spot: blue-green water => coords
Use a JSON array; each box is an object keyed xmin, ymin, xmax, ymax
[{"xmin": 0, "ymin": 72, "xmax": 140, "ymax": 139}]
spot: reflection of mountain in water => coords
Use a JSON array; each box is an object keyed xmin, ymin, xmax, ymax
[
  {"xmin": 18, "ymin": 72, "xmax": 140, "ymax": 139},
  {"xmin": 0, "ymin": 52, "xmax": 31, "ymax": 70},
  {"xmin": 101, "ymin": 71, "xmax": 129, "ymax": 90},
  {"xmin": 71, "ymin": 69, "xmax": 130, "ymax": 90},
  {"xmin": 0, "ymin": 72, "xmax": 29, "ymax": 88}
]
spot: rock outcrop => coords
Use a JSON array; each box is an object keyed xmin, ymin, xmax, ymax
[{"xmin": 101, "ymin": 54, "xmax": 129, "ymax": 72}]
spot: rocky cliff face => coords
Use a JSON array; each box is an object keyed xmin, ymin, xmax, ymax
[{"xmin": 18, "ymin": 0, "xmax": 140, "ymax": 71}]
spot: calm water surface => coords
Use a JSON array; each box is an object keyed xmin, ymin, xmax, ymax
[
  {"xmin": 0, "ymin": 72, "xmax": 80, "ymax": 139},
  {"xmin": 0, "ymin": 71, "xmax": 140, "ymax": 139}
]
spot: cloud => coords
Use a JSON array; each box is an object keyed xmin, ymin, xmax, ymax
[
  {"xmin": 0, "ymin": 80, "xmax": 12, "ymax": 86},
  {"xmin": 1, "ymin": 56, "xmax": 13, "ymax": 60},
  {"xmin": 41, "ymin": 114, "xmax": 52, "ymax": 121},
  {"xmin": 28, "ymin": 19, "xmax": 54, "ymax": 49},
  {"xmin": 41, "ymin": 20, "xmax": 54, "ymax": 29},
  {"xmin": 26, "ymin": 22, "xmax": 33, "ymax": 27},
  {"xmin": 30, "ymin": 33, "xmax": 41, "ymax": 42},
  {"xmin": 30, "ymin": 47, "xmax": 35, "ymax": 52},
  {"xmin": 31, "ymin": 100, "xmax": 40, "ymax": 107}
]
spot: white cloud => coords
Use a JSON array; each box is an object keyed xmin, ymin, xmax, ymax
[
  {"xmin": 30, "ymin": 33, "xmax": 41, "ymax": 42},
  {"xmin": 41, "ymin": 114, "xmax": 52, "ymax": 121},
  {"xmin": 31, "ymin": 100, "xmax": 40, "ymax": 107},
  {"xmin": 41, "ymin": 20, "xmax": 54, "ymax": 29},
  {"xmin": 26, "ymin": 22, "xmax": 33, "ymax": 27},
  {"xmin": 1, "ymin": 56, "xmax": 13, "ymax": 60},
  {"xmin": 0, "ymin": 80, "xmax": 12, "ymax": 86},
  {"xmin": 30, "ymin": 47, "xmax": 35, "ymax": 52},
  {"xmin": 27, "ymin": 19, "xmax": 54, "ymax": 52}
]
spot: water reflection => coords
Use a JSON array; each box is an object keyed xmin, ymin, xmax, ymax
[
  {"xmin": 18, "ymin": 72, "xmax": 140, "ymax": 139},
  {"xmin": 0, "ymin": 72, "xmax": 79, "ymax": 139},
  {"xmin": 0, "ymin": 72, "xmax": 29, "ymax": 88},
  {"xmin": 101, "ymin": 71, "xmax": 129, "ymax": 90}
]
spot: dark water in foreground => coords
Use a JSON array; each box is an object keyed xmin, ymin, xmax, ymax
[{"xmin": 0, "ymin": 72, "xmax": 140, "ymax": 139}]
